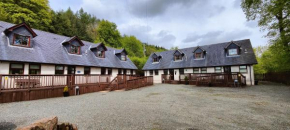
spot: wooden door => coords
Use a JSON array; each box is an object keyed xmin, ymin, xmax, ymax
[
  {"xmin": 169, "ymin": 69, "xmax": 174, "ymax": 80},
  {"xmin": 67, "ymin": 66, "xmax": 75, "ymax": 87}
]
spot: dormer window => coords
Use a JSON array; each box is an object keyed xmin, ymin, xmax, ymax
[
  {"xmin": 225, "ymin": 41, "xmax": 240, "ymax": 56},
  {"xmin": 121, "ymin": 54, "xmax": 126, "ymax": 61},
  {"xmin": 175, "ymin": 55, "xmax": 182, "ymax": 61},
  {"xmin": 193, "ymin": 47, "xmax": 205, "ymax": 59},
  {"xmin": 195, "ymin": 52, "xmax": 202, "ymax": 59},
  {"xmin": 91, "ymin": 43, "xmax": 107, "ymax": 58},
  {"xmin": 173, "ymin": 50, "xmax": 183, "ymax": 61},
  {"xmin": 62, "ymin": 36, "xmax": 84, "ymax": 55},
  {"xmin": 115, "ymin": 49, "xmax": 128, "ymax": 61},
  {"xmin": 97, "ymin": 50, "xmax": 105, "ymax": 58},
  {"xmin": 152, "ymin": 53, "xmax": 161, "ymax": 63},
  {"xmin": 13, "ymin": 34, "xmax": 30, "ymax": 47},
  {"xmin": 70, "ymin": 45, "xmax": 80, "ymax": 54}
]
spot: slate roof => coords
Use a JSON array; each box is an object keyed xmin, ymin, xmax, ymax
[
  {"xmin": 0, "ymin": 21, "xmax": 137, "ymax": 69},
  {"xmin": 143, "ymin": 39, "xmax": 257, "ymax": 70}
]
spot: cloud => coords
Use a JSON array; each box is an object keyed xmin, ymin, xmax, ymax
[
  {"xmin": 128, "ymin": 0, "xmax": 197, "ymax": 18},
  {"xmin": 120, "ymin": 24, "xmax": 176, "ymax": 47},
  {"xmin": 182, "ymin": 30, "xmax": 252, "ymax": 46},
  {"xmin": 49, "ymin": 0, "xmax": 268, "ymax": 49}
]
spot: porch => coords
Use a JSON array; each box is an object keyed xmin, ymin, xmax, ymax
[
  {"xmin": 161, "ymin": 73, "xmax": 246, "ymax": 87},
  {"xmin": 0, "ymin": 74, "xmax": 153, "ymax": 103}
]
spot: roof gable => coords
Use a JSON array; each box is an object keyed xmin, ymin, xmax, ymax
[
  {"xmin": 225, "ymin": 41, "xmax": 240, "ymax": 49},
  {"xmin": 4, "ymin": 22, "xmax": 37, "ymax": 38},
  {"xmin": 193, "ymin": 46, "xmax": 205, "ymax": 53},
  {"xmin": 62, "ymin": 36, "xmax": 84, "ymax": 46}
]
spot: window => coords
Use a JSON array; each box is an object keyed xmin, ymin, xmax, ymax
[
  {"xmin": 130, "ymin": 70, "xmax": 133, "ymax": 75},
  {"xmin": 29, "ymin": 64, "xmax": 41, "ymax": 74},
  {"xmin": 195, "ymin": 53, "xmax": 202, "ymax": 59},
  {"xmin": 70, "ymin": 45, "xmax": 80, "ymax": 54},
  {"xmin": 118, "ymin": 69, "xmax": 122, "ymax": 74},
  {"xmin": 193, "ymin": 68, "xmax": 199, "ymax": 73},
  {"xmin": 55, "ymin": 65, "xmax": 64, "ymax": 74},
  {"xmin": 121, "ymin": 54, "xmax": 126, "ymax": 61},
  {"xmin": 174, "ymin": 55, "xmax": 182, "ymax": 61},
  {"xmin": 239, "ymin": 66, "xmax": 247, "ymax": 73},
  {"xmin": 10, "ymin": 63, "xmax": 24, "ymax": 74},
  {"xmin": 97, "ymin": 51, "xmax": 105, "ymax": 58},
  {"xmin": 201, "ymin": 68, "xmax": 207, "ymax": 73},
  {"xmin": 101, "ymin": 68, "xmax": 106, "ymax": 75},
  {"xmin": 108, "ymin": 68, "xmax": 112, "ymax": 75},
  {"xmin": 153, "ymin": 57, "xmax": 159, "ymax": 62},
  {"xmin": 149, "ymin": 70, "xmax": 153, "ymax": 76},
  {"xmin": 155, "ymin": 70, "xmax": 159, "ymax": 75},
  {"xmin": 13, "ymin": 34, "xmax": 30, "ymax": 47},
  {"xmin": 123, "ymin": 69, "xmax": 127, "ymax": 75},
  {"xmin": 228, "ymin": 49, "xmax": 238, "ymax": 56},
  {"xmin": 84, "ymin": 67, "xmax": 90, "ymax": 75},
  {"xmin": 179, "ymin": 69, "xmax": 184, "ymax": 74},
  {"xmin": 163, "ymin": 70, "xmax": 168, "ymax": 75},
  {"xmin": 215, "ymin": 67, "xmax": 222, "ymax": 73}
]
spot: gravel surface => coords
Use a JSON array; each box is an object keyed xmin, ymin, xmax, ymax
[{"xmin": 0, "ymin": 81, "xmax": 290, "ymax": 130}]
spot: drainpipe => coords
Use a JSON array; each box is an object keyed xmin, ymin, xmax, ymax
[{"xmin": 249, "ymin": 65, "xmax": 252, "ymax": 86}]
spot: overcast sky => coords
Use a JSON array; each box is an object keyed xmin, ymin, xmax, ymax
[{"xmin": 49, "ymin": 0, "xmax": 268, "ymax": 49}]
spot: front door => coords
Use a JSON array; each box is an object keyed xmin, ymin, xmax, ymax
[
  {"xmin": 169, "ymin": 69, "xmax": 174, "ymax": 80},
  {"xmin": 224, "ymin": 66, "xmax": 231, "ymax": 73},
  {"xmin": 67, "ymin": 66, "xmax": 75, "ymax": 87}
]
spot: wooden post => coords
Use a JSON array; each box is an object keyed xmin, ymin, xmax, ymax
[{"xmin": 0, "ymin": 75, "xmax": 2, "ymax": 93}]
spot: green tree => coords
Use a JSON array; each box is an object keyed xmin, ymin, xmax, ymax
[
  {"xmin": 241, "ymin": 0, "xmax": 290, "ymax": 47},
  {"xmin": 170, "ymin": 46, "xmax": 179, "ymax": 50},
  {"xmin": 121, "ymin": 35, "xmax": 144, "ymax": 58},
  {"xmin": 0, "ymin": 0, "xmax": 52, "ymax": 31},
  {"xmin": 95, "ymin": 20, "xmax": 122, "ymax": 48}
]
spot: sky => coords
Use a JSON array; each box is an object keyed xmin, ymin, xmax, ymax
[{"xmin": 49, "ymin": 0, "xmax": 268, "ymax": 49}]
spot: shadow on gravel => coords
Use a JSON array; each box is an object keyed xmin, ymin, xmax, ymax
[{"xmin": 0, "ymin": 122, "xmax": 17, "ymax": 130}]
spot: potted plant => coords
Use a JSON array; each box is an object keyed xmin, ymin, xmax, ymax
[
  {"xmin": 184, "ymin": 76, "xmax": 189, "ymax": 85},
  {"xmin": 63, "ymin": 86, "xmax": 69, "ymax": 97}
]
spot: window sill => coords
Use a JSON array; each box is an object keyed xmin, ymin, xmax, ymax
[
  {"xmin": 152, "ymin": 62, "xmax": 159, "ymax": 64},
  {"xmin": 226, "ymin": 55, "xmax": 240, "ymax": 57},
  {"xmin": 173, "ymin": 60, "xmax": 182, "ymax": 62},
  {"xmin": 194, "ymin": 58, "xmax": 205, "ymax": 60}
]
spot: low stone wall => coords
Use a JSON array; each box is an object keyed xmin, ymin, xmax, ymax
[{"xmin": 17, "ymin": 116, "xmax": 77, "ymax": 130}]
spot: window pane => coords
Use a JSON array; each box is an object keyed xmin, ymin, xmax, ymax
[
  {"xmin": 56, "ymin": 66, "xmax": 64, "ymax": 70},
  {"xmin": 193, "ymin": 68, "xmax": 199, "ymax": 73},
  {"xmin": 229, "ymin": 49, "xmax": 237, "ymax": 55},
  {"xmin": 163, "ymin": 70, "xmax": 168, "ymax": 75},
  {"xmin": 149, "ymin": 70, "xmax": 153, "ymax": 75},
  {"xmin": 11, "ymin": 64, "xmax": 23, "ymax": 69},
  {"xmin": 240, "ymin": 66, "xmax": 247, "ymax": 72},
  {"xmin": 179, "ymin": 69, "xmax": 184, "ymax": 74},
  {"xmin": 121, "ymin": 55, "xmax": 126, "ymax": 61},
  {"xmin": 30, "ymin": 64, "xmax": 40, "ymax": 69},
  {"xmin": 155, "ymin": 70, "xmax": 158, "ymax": 75},
  {"xmin": 201, "ymin": 68, "xmax": 207, "ymax": 73},
  {"xmin": 14, "ymin": 34, "xmax": 29, "ymax": 46},
  {"xmin": 108, "ymin": 68, "xmax": 112, "ymax": 75}
]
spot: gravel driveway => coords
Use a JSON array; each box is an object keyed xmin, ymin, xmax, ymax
[{"xmin": 0, "ymin": 82, "xmax": 290, "ymax": 130}]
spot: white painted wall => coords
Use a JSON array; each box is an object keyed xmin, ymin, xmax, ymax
[
  {"xmin": 76, "ymin": 66, "xmax": 84, "ymax": 74},
  {"xmin": 149, "ymin": 65, "xmax": 255, "ymax": 85},
  {"xmin": 91, "ymin": 67, "xmax": 101, "ymax": 74},
  {"xmin": 184, "ymin": 68, "xmax": 193, "ymax": 73},
  {"xmin": 152, "ymin": 70, "xmax": 163, "ymax": 83},
  {"xmin": 41, "ymin": 64, "xmax": 55, "ymax": 74},
  {"xmin": 24, "ymin": 63, "xmax": 29, "ymax": 74},
  {"xmin": 207, "ymin": 67, "xmax": 215, "ymax": 73},
  {"xmin": 0, "ymin": 61, "xmax": 9, "ymax": 74}
]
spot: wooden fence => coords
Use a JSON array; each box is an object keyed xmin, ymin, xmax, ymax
[
  {"xmin": 0, "ymin": 74, "xmax": 154, "ymax": 103},
  {"xmin": 106, "ymin": 75, "xmax": 153, "ymax": 91},
  {"xmin": 255, "ymin": 72, "xmax": 290, "ymax": 85},
  {"xmin": 162, "ymin": 73, "xmax": 246, "ymax": 87}
]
